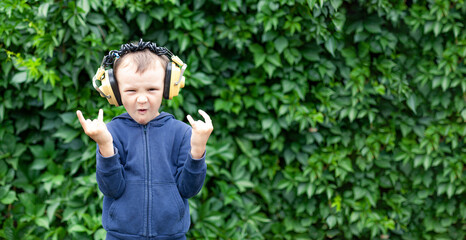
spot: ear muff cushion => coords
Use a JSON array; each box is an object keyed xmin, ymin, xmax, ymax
[
  {"xmin": 108, "ymin": 69, "xmax": 123, "ymax": 106},
  {"xmin": 163, "ymin": 62, "xmax": 172, "ymax": 99}
]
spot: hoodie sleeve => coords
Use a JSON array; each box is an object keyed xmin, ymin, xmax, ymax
[
  {"xmin": 95, "ymin": 141, "xmax": 126, "ymax": 199},
  {"xmin": 174, "ymin": 127, "xmax": 207, "ymax": 199}
]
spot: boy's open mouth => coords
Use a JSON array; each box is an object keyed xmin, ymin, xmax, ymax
[{"xmin": 137, "ymin": 109, "xmax": 147, "ymax": 114}]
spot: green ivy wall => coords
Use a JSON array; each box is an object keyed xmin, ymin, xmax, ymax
[{"xmin": 0, "ymin": 0, "xmax": 465, "ymax": 239}]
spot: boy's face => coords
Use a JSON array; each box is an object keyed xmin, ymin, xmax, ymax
[{"xmin": 116, "ymin": 61, "xmax": 165, "ymax": 125}]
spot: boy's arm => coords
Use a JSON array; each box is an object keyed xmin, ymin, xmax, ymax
[
  {"xmin": 77, "ymin": 109, "xmax": 126, "ymax": 198},
  {"xmin": 76, "ymin": 109, "xmax": 114, "ymax": 156},
  {"xmin": 175, "ymin": 110, "xmax": 213, "ymax": 198},
  {"xmin": 187, "ymin": 110, "xmax": 214, "ymax": 159}
]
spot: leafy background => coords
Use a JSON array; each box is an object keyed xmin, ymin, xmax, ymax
[{"xmin": 1, "ymin": 0, "xmax": 465, "ymax": 239}]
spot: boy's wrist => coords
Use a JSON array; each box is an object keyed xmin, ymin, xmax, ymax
[
  {"xmin": 190, "ymin": 147, "xmax": 205, "ymax": 159},
  {"xmin": 99, "ymin": 142, "xmax": 115, "ymax": 157}
]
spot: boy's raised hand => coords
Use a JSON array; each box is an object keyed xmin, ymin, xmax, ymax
[
  {"xmin": 77, "ymin": 109, "xmax": 114, "ymax": 157},
  {"xmin": 187, "ymin": 110, "xmax": 214, "ymax": 159}
]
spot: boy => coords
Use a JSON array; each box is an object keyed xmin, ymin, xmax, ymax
[{"xmin": 76, "ymin": 41, "xmax": 213, "ymax": 240}]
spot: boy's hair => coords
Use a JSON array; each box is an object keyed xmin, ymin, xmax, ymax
[{"xmin": 114, "ymin": 49, "xmax": 170, "ymax": 77}]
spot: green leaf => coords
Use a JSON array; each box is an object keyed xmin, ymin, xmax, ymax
[
  {"xmin": 267, "ymin": 53, "xmax": 282, "ymax": 67},
  {"xmin": 69, "ymin": 225, "xmax": 88, "ymax": 233},
  {"xmin": 364, "ymin": 21, "xmax": 381, "ymax": 33},
  {"xmin": 47, "ymin": 202, "xmax": 60, "ymax": 221},
  {"xmin": 77, "ymin": 0, "xmax": 90, "ymax": 14},
  {"xmin": 348, "ymin": 107, "xmax": 356, "ymax": 122},
  {"xmin": 35, "ymin": 217, "xmax": 50, "ymax": 229},
  {"xmin": 250, "ymin": 44, "xmax": 266, "ymax": 67},
  {"xmin": 87, "ymin": 13, "xmax": 105, "ymax": 25},
  {"xmin": 325, "ymin": 37, "xmax": 337, "ymax": 57},
  {"xmin": 433, "ymin": 21, "xmax": 441, "ymax": 36},
  {"xmin": 179, "ymin": 34, "xmax": 190, "ymax": 52},
  {"xmin": 274, "ymin": 37, "xmax": 288, "ymax": 54},
  {"xmin": 11, "ymin": 72, "xmax": 29, "ymax": 84},
  {"xmin": 235, "ymin": 180, "xmax": 254, "ymax": 191},
  {"xmin": 353, "ymin": 187, "xmax": 365, "ymax": 200},
  {"xmin": 302, "ymin": 48, "xmax": 320, "ymax": 61},
  {"xmin": 326, "ymin": 215, "xmax": 337, "ymax": 228},
  {"xmin": 330, "ymin": 0, "xmax": 343, "ymax": 11},
  {"xmin": 43, "ymin": 92, "xmax": 57, "ymax": 109},
  {"xmin": 52, "ymin": 127, "xmax": 80, "ymax": 143},
  {"xmin": 407, "ymin": 94, "xmax": 417, "ymax": 114},
  {"xmin": 1, "ymin": 191, "xmax": 17, "ymax": 204},
  {"xmin": 262, "ymin": 118, "xmax": 274, "ymax": 130},
  {"xmin": 307, "ymin": 0, "xmax": 317, "ymax": 10},
  {"xmin": 38, "ymin": 3, "xmax": 50, "ymax": 18},
  {"xmin": 339, "ymin": 159, "xmax": 353, "ymax": 172},
  {"xmin": 149, "ymin": 8, "xmax": 166, "ymax": 21},
  {"xmin": 262, "ymin": 62, "xmax": 276, "ymax": 77},
  {"xmin": 332, "ymin": 12, "xmax": 346, "ymax": 31},
  {"xmin": 446, "ymin": 183, "xmax": 455, "ymax": 198},
  {"xmin": 137, "ymin": 13, "xmax": 152, "ymax": 34}
]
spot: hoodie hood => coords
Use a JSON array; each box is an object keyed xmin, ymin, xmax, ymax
[{"xmin": 112, "ymin": 111, "xmax": 174, "ymax": 127}]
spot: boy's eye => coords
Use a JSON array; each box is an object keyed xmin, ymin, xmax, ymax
[
  {"xmin": 149, "ymin": 88, "xmax": 158, "ymax": 91},
  {"xmin": 125, "ymin": 90, "xmax": 135, "ymax": 93}
]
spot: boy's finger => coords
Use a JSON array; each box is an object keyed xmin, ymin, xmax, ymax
[
  {"xmin": 198, "ymin": 109, "xmax": 212, "ymax": 123},
  {"xmin": 187, "ymin": 115, "xmax": 195, "ymax": 126},
  {"xmin": 76, "ymin": 110, "xmax": 87, "ymax": 130},
  {"xmin": 98, "ymin": 109, "xmax": 103, "ymax": 122}
]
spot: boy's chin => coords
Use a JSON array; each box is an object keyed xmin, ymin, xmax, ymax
[{"xmin": 129, "ymin": 112, "xmax": 159, "ymax": 125}]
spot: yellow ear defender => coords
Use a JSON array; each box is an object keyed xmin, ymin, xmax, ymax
[
  {"xmin": 92, "ymin": 40, "xmax": 187, "ymax": 106},
  {"xmin": 164, "ymin": 56, "xmax": 187, "ymax": 100}
]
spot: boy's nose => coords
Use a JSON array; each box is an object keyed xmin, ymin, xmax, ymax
[{"xmin": 137, "ymin": 95, "xmax": 148, "ymax": 103}]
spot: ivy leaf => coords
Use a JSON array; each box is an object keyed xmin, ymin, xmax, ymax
[
  {"xmin": 1, "ymin": 191, "xmax": 17, "ymax": 204},
  {"xmin": 433, "ymin": 22, "xmax": 441, "ymax": 36},
  {"xmin": 52, "ymin": 127, "xmax": 80, "ymax": 143},
  {"xmin": 11, "ymin": 72, "xmax": 29, "ymax": 84},
  {"xmin": 325, "ymin": 37, "xmax": 337, "ymax": 57},
  {"xmin": 137, "ymin": 13, "xmax": 152, "ymax": 34},
  {"xmin": 38, "ymin": 3, "xmax": 50, "ymax": 18},
  {"xmin": 262, "ymin": 118, "xmax": 274, "ymax": 130},
  {"xmin": 446, "ymin": 184, "xmax": 455, "ymax": 198},
  {"xmin": 179, "ymin": 34, "xmax": 190, "ymax": 52},
  {"xmin": 326, "ymin": 215, "xmax": 337, "ymax": 228},
  {"xmin": 274, "ymin": 36, "xmax": 288, "ymax": 54},
  {"xmin": 262, "ymin": 62, "xmax": 276, "ymax": 77},
  {"xmin": 330, "ymin": 0, "xmax": 343, "ymax": 11},
  {"xmin": 339, "ymin": 159, "xmax": 353, "ymax": 172},
  {"xmin": 407, "ymin": 94, "xmax": 418, "ymax": 114},
  {"xmin": 43, "ymin": 92, "xmax": 57, "ymax": 109},
  {"xmin": 307, "ymin": 0, "xmax": 317, "ymax": 10},
  {"xmin": 69, "ymin": 225, "xmax": 88, "ymax": 233},
  {"xmin": 250, "ymin": 44, "xmax": 266, "ymax": 67},
  {"xmin": 77, "ymin": 0, "xmax": 90, "ymax": 15},
  {"xmin": 267, "ymin": 53, "xmax": 282, "ymax": 67},
  {"xmin": 235, "ymin": 180, "xmax": 254, "ymax": 192},
  {"xmin": 35, "ymin": 217, "xmax": 50, "ymax": 230},
  {"xmin": 332, "ymin": 12, "xmax": 346, "ymax": 31}
]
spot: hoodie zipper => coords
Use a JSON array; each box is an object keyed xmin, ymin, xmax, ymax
[{"xmin": 144, "ymin": 125, "xmax": 150, "ymax": 237}]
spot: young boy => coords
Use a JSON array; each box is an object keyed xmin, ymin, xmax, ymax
[{"xmin": 76, "ymin": 42, "xmax": 213, "ymax": 240}]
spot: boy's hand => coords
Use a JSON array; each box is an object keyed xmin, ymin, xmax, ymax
[
  {"xmin": 77, "ymin": 109, "xmax": 114, "ymax": 157},
  {"xmin": 187, "ymin": 110, "xmax": 214, "ymax": 159}
]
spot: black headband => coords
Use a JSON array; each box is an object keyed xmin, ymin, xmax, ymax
[{"xmin": 101, "ymin": 39, "xmax": 174, "ymax": 68}]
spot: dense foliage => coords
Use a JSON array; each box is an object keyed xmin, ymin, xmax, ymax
[{"xmin": 1, "ymin": 0, "xmax": 465, "ymax": 239}]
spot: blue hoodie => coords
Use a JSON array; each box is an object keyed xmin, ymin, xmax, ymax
[{"xmin": 96, "ymin": 112, "xmax": 207, "ymax": 240}]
